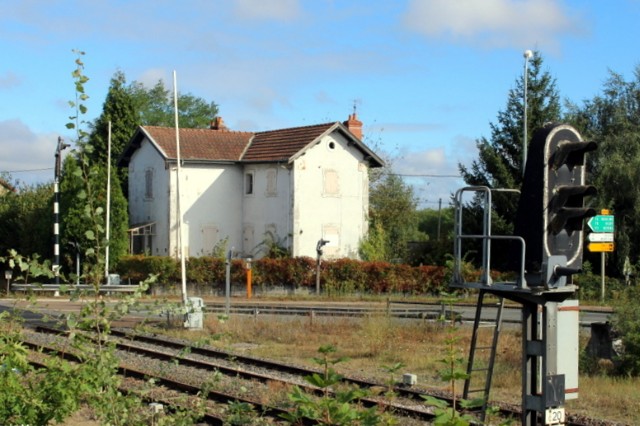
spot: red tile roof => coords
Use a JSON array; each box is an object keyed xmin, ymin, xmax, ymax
[
  {"xmin": 119, "ymin": 119, "xmax": 383, "ymax": 168},
  {"xmin": 142, "ymin": 126, "xmax": 252, "ymax": 161},
  {"xmin": 243, "ymin": 122, "xmax": 337, "ymax": 162},
  {"xmin": 138, "ymin": 122, "xmax": 339, "ymax": 163}
]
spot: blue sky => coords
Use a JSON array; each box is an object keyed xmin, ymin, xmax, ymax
[{"xmin": 1, "ymin": 0, "xmax": 639, "ymax": 207}]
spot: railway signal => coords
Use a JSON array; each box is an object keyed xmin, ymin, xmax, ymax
[{"xmin": 514, "ymin": 123, "xmax": 597, "ymax": 288}]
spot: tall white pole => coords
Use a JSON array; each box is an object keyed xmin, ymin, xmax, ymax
[
  {"xmin": 105, "ymin": 121, "xmax": 112, "ymax": 281},
  {"xmin": 54, "ymin": 137, "xmax": 69, "ymax": 288},
  {"xmin": 523, "ymin": 50, "xmax": 533, "ymax": 177},
  {"xmin": 173, "ymin": 71, "xmax": 188, "ymax": 307}
]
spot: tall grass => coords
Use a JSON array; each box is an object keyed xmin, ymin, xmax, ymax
[{"xmin": 157, "ymin": 310, "xmax": 639, "ymax": 424}]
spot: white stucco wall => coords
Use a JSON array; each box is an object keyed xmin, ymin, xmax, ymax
[
  {"xmin": 291, "ymin": 133, "xmax": 369, "ymax": 259},
  {"xmin": 169, "ymin": 164, "xmax": 244, "ymax": 257},
  {"xmin": 127, "ymin": 130, "xmax": 371, "ymax": 260},
  {"xmin": 129, "ymin": 138, "xmax": 244, "ymax": 258},
  {"xmin": 128, "ymin": 139, "xmax": 171, "ymax": 255},
  {"xmin": 241, "ymin": 163, "xmax": 292, "ymax": 257}
]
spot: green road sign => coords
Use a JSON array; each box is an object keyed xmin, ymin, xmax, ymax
[{"xmin": 588, "ymin": 215, "xmax": 614, "ymax": 233}]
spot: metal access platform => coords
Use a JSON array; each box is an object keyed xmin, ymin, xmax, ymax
[{"xmin": 451, "ymin": 186, "xmax": 578, "ymax": 426}]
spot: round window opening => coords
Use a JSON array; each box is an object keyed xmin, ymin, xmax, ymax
[{"xmin": 328, "ymin": 142, "xmax": 335, "ymax": 150}]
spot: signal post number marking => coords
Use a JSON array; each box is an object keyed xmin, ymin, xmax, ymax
[{"xmin": 545, "ymin": 407, "xmax": 565, "ymax": 425}]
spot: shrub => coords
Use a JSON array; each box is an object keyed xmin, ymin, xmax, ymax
[
  {"xmin": 115, "ymin": 255, "xmax": 448, "ymax": 295},
  {"xmin": 116, "ymin": 255, "xmax": 177, "ymax": 284},
  {"xmin": 612, "ymin": 286, "xmax": 640, "ymax": 376}
]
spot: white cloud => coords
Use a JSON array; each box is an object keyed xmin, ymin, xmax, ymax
[
  {"xmin": 403, "ymin": 0, "xmax": 586, "ymax": 51},
  {"xmin": 0, "ymin": 71, "xmax": 21, "ymax": 89},
  {"xmin": 314, "ymin": 90, "xmax": 339, "ymax": 105},
  {"xmin": 391, "ymin": 143, "xmax": 471, "ymax": 207},
  {"xmin": 376, "ymin": 122, "xmax": 445, "ymax": 134},
  {"xmin": 0, "ymin": 119, "xmax": 62, "ymax": 185},
  {"xmin": 233, "ymin": 0, "xmax": 302, "ymax": 21},
  {"xmin": 452, "ymin": 134, "xmax": 478, "ymax": 168},
  {"xmin": 137, "ymin": 68, "xmax": 170, "ymax": 88},
  {"xmin": 396, "ymin": 147, "xmax": 447, "ymax": 174}
]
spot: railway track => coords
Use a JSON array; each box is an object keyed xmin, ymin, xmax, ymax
[
  {"xmin": 24, "ymin": 324, "xmax": 617, "ymax": 425},
  {"xmin": 24, "ymin": 325, "xmax": 436, "ymax": 424},
  {"xmin": 25, "ymin": 347, "xmax": 278, "ymax": 425}
]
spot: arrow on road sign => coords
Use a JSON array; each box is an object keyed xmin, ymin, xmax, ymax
[{"xmin": 588, "ymin": 232, "xmax": 614, "ymax": 242}]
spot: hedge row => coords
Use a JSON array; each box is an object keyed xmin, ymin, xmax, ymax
[{"xmin": 115, "ymin": 255, "xmax": 448, "ymax": 295}]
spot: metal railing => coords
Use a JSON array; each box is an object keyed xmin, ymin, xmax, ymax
[
  {"xmin": 453, "ymin": 186, "xmax": 526, "ymax": 288},
  {"xmin": 10, "ymin": 284, "xmax": 140, "ymax": 293}
]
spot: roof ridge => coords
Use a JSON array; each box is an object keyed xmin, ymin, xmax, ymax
[
  {"xmin": 142, "ymin": 125, "xmax": 254, "ymax": 135},
  {"xmin": 254, "ymin": 121, "xmax": 337, "ymax": 135},
  {"xmin": 142, "ymin": 122, "xmax": 337, "ymax": 135}
]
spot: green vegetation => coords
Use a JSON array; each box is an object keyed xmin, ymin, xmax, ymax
[
  {"xmin": 281, "ymin": 344, "xmax": 382, "ymax": 425},
  {"xmin": 0, "ymin": 60, "xmax": 219, "ymax": 282},
  {"xmin": 610, "ymin": 286, "xmax": 640, "ymax": 376},
  {"xmin": 0, "ymin": 183, "xmax": 53, "ymax": 259},
  {"xmin": 458, "ymin": 51, "xmax": 562, "ymax": 270},
  {"xmin": 0, "ymin": 50, "xmax": 209, "ymax": 426},
  {"xmin": 3, "ymin": 43, "xmax": 640, "ymax": 426},
  {"xmin": 114, "ymin": 255, "xmax": 449, "ymax": 296}
]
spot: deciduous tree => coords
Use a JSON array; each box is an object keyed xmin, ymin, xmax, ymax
[
  {"xmin": 566, "ymin": 67, "xmax": 640, "ymax": 276},
  {"xmin": 0, "ymin": 182, "xmax": 53, "ymax": 259},
  {"xmin": 127, "ymin": 79, "xmax": 219, "ymax": 128},
  {"xmin": 368, "ymin": 172, "xmax": 423, "ymax": 262}
]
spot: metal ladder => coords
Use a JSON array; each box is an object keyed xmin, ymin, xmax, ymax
[{"xmin": 463, "ymin": 290, "xmax": 505, "ymax": 421}]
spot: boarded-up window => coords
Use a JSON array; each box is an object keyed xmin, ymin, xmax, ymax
[
  {"xmin": 202, "ymin": 225, "xmax": 219, "ymax": 255},
  {"xmin": 323, "ymin": 169, "xmax": 339, "ymax": 196},
  {"xmin": 145, "ymin": 168, "xmax": 153, "ymax": 199},
  {"xmin": 243, "ymin": 224, "xmax": 255, "ymax": 255},
  {"xmin": 266, "ymin": 168, "xmax": 277, "ymax": 196}
]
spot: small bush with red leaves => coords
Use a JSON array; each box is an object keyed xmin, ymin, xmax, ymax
[{"xmin": 116, "ymin": 255, "xmax": 448, "ymax": 295}]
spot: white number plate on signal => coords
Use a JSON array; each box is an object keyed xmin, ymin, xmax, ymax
[{"xmin": 545, "ymin": 407, "xmax": 565, "ymax": 425}]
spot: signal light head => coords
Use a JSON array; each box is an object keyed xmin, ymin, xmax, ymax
[{"xmin": 514, "ymin": 123, "xmax": 597, "ymax": 288}]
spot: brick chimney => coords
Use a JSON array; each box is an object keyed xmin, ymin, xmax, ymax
[
  {"xmin": 344, "ymin": 112, "xmax": 363, "ymax": 140},
  {"xmin": 210, "ymin": 116, "xmax": 228, "ymax": 130}
]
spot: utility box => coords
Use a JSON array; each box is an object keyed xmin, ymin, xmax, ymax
[
  {"xmin": 108, "ymin": 274, "xmax": 121, "ymax": 285},
  {"xmin": 184, "ymin": 297, "xmax": 204, "ymax": 329},
  {"xmin": 547, "ymin": 299, "xmax": 579, "ymax": 401},
  {"xmin": 402, "ymin": 373, "xmax": 417, "ymax": 386}
]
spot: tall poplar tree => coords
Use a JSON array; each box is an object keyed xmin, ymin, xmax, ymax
[
  {"xmin": 61, "ymin": 61, "xmax": 130, "ymax": 275},
  {"xmin": 88, "ymin": 71, "xmax": 138, "ymax": 188}
]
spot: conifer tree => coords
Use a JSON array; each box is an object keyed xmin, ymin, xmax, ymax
[{"xmin": 458, "ymin": 52, "xmax": 561, "ymax": 268}]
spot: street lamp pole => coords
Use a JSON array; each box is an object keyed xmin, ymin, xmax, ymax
[
  {"xmin": 54, "ymin": 137, "xmax": 70, "ymax": 285},
  {"xmin": 315, "ymin": 239, "xmax": 329, "ymax": 294},
  {"xmin": 522, "ymin": 50, "xmax": 533, "ymax": 177}
]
